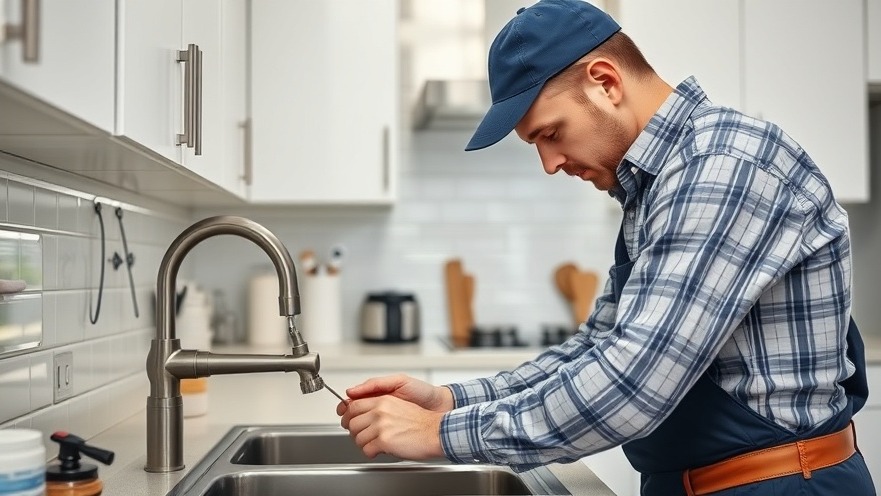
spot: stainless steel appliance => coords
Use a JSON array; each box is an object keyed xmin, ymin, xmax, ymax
[{"xmin": 360, "ymin": 291, "xmax": 420, "ymax": 343}]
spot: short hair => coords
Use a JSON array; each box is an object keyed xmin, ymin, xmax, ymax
[{"xmin": 545, "ymin": 31, "xmax": 655, "ymax": 95}]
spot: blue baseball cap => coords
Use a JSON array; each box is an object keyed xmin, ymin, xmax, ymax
[{"xmin": 465, "ymin": 0, "xmax": 620, "ymax": 151}]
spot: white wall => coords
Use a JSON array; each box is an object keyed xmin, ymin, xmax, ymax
[{"xmin": 0, "ymin": 154, "xmax": 189, "ymax": 457}]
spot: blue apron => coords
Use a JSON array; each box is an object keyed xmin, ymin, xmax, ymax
[{"xmin": 608, "ymin": 224, "xmax": 875, "ymax": 495}]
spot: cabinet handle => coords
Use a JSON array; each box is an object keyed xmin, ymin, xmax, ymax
[
  {"xmin": 382, "ymin": 125, "xmax": 390, "ymax": 193},
  {"xmin": 177, "ymin": 44, "xmax": 197, "ymax": 149},
  {"xmin": 4, "ymin": 0, "xmax": 39, "ymax": 63},
  {"xmin": 194, "ymin": 44, "xmax": 203, "ymax": 156},
  {"xmin": 176, "ymin": 43, "xmax": 202, "ymax": 155},
  {"xmin": 240, "ymin": 118, "xmax": 253, "ymax": 186}
]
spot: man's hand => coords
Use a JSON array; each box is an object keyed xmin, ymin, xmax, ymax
[
  {"xmin": 336, "ymin": 374, "xmax": 453, "ymax": 426},
  {"xmin": 343, "ymin": 395, "xmax": 446, "ymax": 460}
]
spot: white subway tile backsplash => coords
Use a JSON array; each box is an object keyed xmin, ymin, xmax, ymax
[
  {"xmin": 0, "ymin": 356, "xmax": 31, "ymax": 423},
  {"xmin": 41, "ymin": 235, "xmax": 58, "ymax": 290},
  {"xmin": 67, "ymin": 395, "xmax": 95, "ymax": 440},
  {"xmin": 35, "ymin": 188, "xmax": 58, "ymax": 230},
  {"xmin": 67, "ymin": 342, "xmax": 93, "ymax": 395},
  {"xmin": 30, "ymin": 402, "xmax": 69, "ymax": 458},
  {"xmin": 41, "ymin": 293, "xmax": 57, "ymax": 348},
  {"xmin": 90, "ymin": 339, "xmax": 111, "ymax": 388},
  {"xmin": 0, "ymin": 176, "xmax": 7, "ymax": 221},
  {"xmin": 29, "ymin": 352, "xmax": 53, "ymax": 410},
  {"xmin": 55, "ymin": 292, "xmax": 86, "ymax": 345},
  {"xmin": 7, "ymin": 181, "xmax": 35, "ymax": 226},
  {"xmin": 57, "ymin": 194, "xmax": 78, "ymax": 232},
  {"xmin": 57, "ymin": 236, "xmax": 88, "ymax": 289}
]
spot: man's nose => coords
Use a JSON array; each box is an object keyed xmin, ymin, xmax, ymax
[{"xmin": 537, "ymin": 144, "xmax": 564, "ymax": 175}]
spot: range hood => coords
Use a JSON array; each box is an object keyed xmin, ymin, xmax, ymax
[{"xmin": 412, "ymin": 79, "xmax": 491, "ymax": 131}]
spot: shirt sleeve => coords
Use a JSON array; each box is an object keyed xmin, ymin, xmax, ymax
[
  {"xmin": 439, "ymin": 155, "xmax": 813, "ymax": 470},
  {"xmin": 446, "ymin": 276, "xmax": 619, "ymax": 408}
]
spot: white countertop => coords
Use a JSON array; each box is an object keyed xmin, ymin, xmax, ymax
[{"xmin": 93, "ymin": 340, "xmax": 614, "ymax": 495}]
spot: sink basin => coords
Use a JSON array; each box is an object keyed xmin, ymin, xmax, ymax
[
  {"xmin": 168, "ymin": 425, "xmax": 570, "ymax": 496},
  {"xmin": 203, "ymin": 466, "xmax": 533, "ymax": 496},
  {"xmin": 231, "ymin": 430, "xmax": 417, "ymax": 465}
]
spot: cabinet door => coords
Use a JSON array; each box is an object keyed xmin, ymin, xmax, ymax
[
  {"xmin": 614, "ymin": 0, "xmax": 741, "ymax": 109},
  {"xmin": 250, "ymin": 0, "xmax": 398, "ymax": 204},
  {"xmin": 1, "ymin": 0, "xmax": 115, "ymax": 133},
  {"xmin": 116, "ymin": 0, "xmax": 183, "ymax": 163},
  {"xmin": 218, "ymin": 0, "xmax": 248, "ymax": 198},
  {"xmin": 743, "ymin": 0, "xmax": 868, "ymax": 202},
  {"xmin": 869, "ymin": 0, "xmax": 881, "ymax": 83}
]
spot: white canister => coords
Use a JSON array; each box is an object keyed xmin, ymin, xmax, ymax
[
  {"xmin": 300, "ymin": 271, "xmax": 342, "ymax": 344},
  {"xmin": 0, "ymin": 429, "xmax": 46, "ymax": 496},
  {"xmin": 248, "ymin": 271, "xmax": 289, "ymax": 347}
]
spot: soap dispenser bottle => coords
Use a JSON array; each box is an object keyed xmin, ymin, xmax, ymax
[{"xmin": 45, "ymin": 432, "xmax": 114, "ymax": 496}]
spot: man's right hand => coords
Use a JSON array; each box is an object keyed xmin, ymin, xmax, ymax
[{"xmin": 336, "ymin": 374, "xmax": 454, "ymax": 424}]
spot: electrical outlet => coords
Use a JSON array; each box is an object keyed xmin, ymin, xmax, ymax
[{"xmin": 54, "ymin": 352, "xmax": 74, "ymax": 403}]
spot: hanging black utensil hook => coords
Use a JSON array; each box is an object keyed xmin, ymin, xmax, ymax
[
  {"xmin": 89, "ymin": 201, "xmax": 106, "ymax": 325},
  {"xmin": 114, "ymin": 207, "xmax": 140, "ymax": 318}
]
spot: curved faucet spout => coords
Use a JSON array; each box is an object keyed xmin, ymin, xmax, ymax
[
  {"xmin": 147, "ymin": 216, "xmax": 319, "ymax": 473},
  {"xmin": 156, "ymin": 215, "xmax": 299, "ymax": 341}
]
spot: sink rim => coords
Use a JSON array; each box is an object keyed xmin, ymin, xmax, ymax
[{"xmin": 167, "ymin": 424, "xmax": 571, "ymax": 496}]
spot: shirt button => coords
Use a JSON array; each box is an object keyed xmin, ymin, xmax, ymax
[{"xmin": 631, "ymin": 166, "xmax": 638, "ymax": 174}]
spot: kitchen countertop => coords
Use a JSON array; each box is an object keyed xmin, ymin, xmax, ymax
[{"xmin": 93, "ymin": 339, "xmax": 614, "ymax": 496}]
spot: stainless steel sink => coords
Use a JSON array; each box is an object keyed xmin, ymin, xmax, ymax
[
  {"xmin": 203, "ymin": 466, "xmax": 533, "ymax": 496},
  {"xmin": 168, "ymin": 425, "xmax": 570, "ymax": 495},
  {"xmin": 230, "ymin": 429, "xmax": 434, "ymax": 465}
]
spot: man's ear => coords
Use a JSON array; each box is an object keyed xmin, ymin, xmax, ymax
[{"xmin": 584, "ymin": 58, "xmax": 623, "ymax": 105}]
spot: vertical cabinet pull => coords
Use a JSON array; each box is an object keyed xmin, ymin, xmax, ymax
[
  {"xmin": 176, "ymin": 43, "xmax": 203, "ymax": 155},
  {"xmin": 4, "ymin": 0, "xmax": 40, "ymax": 63},
  {"xmin": 382, "ymin": 125, "xmax": 390, "ymax": 193},
  {"xmin": 240, "ymin": 118, "xmax": 253, "ymax": 186}
]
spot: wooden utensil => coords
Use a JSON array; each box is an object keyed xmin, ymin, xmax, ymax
[
  {"xmin": 444, "ymin": 259, "xmax": 474, "ymax": 347},
  {"xmin": 554, "ymin": 263, "xmax": 577, "ymax": 301},
  {"xmin": 569, "ymin": 269, "xmax": 599, "ymax": 325}
]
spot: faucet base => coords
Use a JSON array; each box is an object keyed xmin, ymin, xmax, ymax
[{"xmin": 146, "ymin": 395, "xmax": 185, "ymax": 473}]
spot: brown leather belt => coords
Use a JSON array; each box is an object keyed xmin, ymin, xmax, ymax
[{"xmin": 683, "ymin": 422, "xmax": 858, "ymax": 496}]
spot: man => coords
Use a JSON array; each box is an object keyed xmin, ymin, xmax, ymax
[{"xmin": 338, "ymin": 1, "xmax": 875, "ymax": 494}]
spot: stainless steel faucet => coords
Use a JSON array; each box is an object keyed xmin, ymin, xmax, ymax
[{"xmin": 145, "ymin": 216, "xmax": 325, "ymax": 473}]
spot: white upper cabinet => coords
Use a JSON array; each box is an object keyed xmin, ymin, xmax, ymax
[
  {"xmin": 0, "ymin": 0, "xmax": 115, "ymax": 133},
  {"xmin": 116, "ymin": 0, "xmax": 183, "ymax": 163},
  {"xmin": 116, "ymin": 0, "xmax": 245, "ymax": 196},
  {"xmin": 742, "ymin": 0, "xmax": 868, "ymax": 202},
  {"xmin": 869, "ymin": 0, "xmax": 881, "ymax": 83},
  {"xmin": 615, "ymin": 0, "xmax": 742, "ymax": 109},
  {"xmin": 250, "ymin": 0, "xmax": 398, "ymax": 204},
  {"xmin": 218, "ymin": 0, "xmax": 249, "ymax": 199},
  {"xmin": 616, "ymin": 0, "xmax": 868, "ymax": 203}
]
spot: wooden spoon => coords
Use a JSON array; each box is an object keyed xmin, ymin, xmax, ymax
[{"xmin": 554, "ymin": 263, "xmax": 577, "ymax": 301}]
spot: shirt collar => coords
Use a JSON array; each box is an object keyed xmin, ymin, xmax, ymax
[{"xmin": 610, "ymin": 77, "xmax": 708, "ymax": 206}]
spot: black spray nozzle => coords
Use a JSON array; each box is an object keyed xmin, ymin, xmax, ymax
[{"xmin": 50, "ymin": 431, "xmax": 115, "ymax": 470}]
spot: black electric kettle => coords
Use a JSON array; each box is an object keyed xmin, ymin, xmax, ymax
[{"xmin": 359, "ymin": 291, "xmax": 420, "ymax": 343}]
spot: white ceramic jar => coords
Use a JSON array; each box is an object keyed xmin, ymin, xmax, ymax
[{"xmin": 0, "ymin": 429, "xmax": 46, "ymax": 496}]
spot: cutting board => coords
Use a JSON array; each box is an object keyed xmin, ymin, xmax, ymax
[{"xmin": 444, "ymin": 259, "xmax": 475, "ymax": 347}]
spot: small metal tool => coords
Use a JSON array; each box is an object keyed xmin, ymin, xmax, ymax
[{"xmin": 324, "ymin": 383, "xmax": 346, "ymax": 402}]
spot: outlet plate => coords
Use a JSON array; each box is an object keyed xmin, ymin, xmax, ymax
[{"xmin": 54, "ymin": 351, "xmax": 74, "ymax": 403}]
